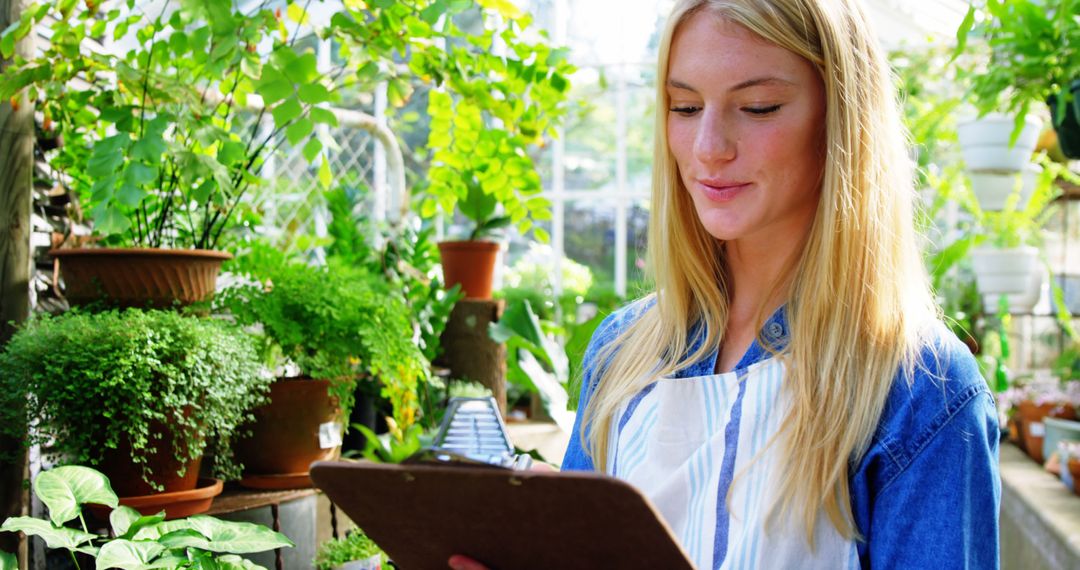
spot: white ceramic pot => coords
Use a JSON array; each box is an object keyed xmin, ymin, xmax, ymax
[
  {"xmin": 337, "ymin": 555, "xmax": 382, "ymax": 570},
  {"xmin": 971, "ymin": 246, "xmax": 1043, "ymax": 313},
  {"xmin": 957, "ymin": 114, "xmax": 1042, "ymax": 172},
  {"xmin": 968, "ymin": 163, "xmax": 1041, "ymax": 211}
]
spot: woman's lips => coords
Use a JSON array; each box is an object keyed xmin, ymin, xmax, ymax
[{"xmin": 696, "ymin": 181, "xmax": 751, "ymax": 202}]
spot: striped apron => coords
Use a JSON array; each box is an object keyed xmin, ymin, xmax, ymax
[{"xmin": 607, "ymin": 357, "xmax": 859, "ymax": 569}]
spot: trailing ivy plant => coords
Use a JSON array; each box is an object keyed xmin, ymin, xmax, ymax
[
  {"xmin": 0, "ymin": 0, "xmax": 338, "ymax": 249},
  {"xmin": 0, "ymin": 465, "xmax": 292, "ymax": 570},
  {"xmin": 216, "ymin": 256, "xmax": 430, "ymax": 439},
  {"xmin": 327, "ymin": 0, "xmax": 575, "ymax": 242},
  {"xmin": 0, "ymin": 310, "xmax": 271, "ymax": 489}
]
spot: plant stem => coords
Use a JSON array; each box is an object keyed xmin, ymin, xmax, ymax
[{"xmin": 67, "ymin": 549, "xmax": 81, "ymax": 570}]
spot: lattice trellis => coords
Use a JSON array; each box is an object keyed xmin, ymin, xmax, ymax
[{"xmin": 238, "ymin": 107, "xmax": 383, "ymax": 253}]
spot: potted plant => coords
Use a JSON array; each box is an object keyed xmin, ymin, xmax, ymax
[
  {"xmin": 217, "ymin": 256, "xmax": 429, "ymax": 488},
  {"xmin": 966, "ymin": 158, "xmax": 1061, "ymax": 314},
  {"xmin": 0, "ymin": 465, "xmax": 293, "ymax": 569},
  {"xmin": 326, "ymin": 1, "xmax": 575, "ymax": 300},
  {"xmin": 0, "ymin": 309, "xmax": 270, "ymax": 517},
  {"xmin": 955, "ymin": 0, "xmax": 1080, "ymax": 157},
  {"xmin": 0, "ymin": 2, "xmax": 337, "ymax": 307},
  {"xmin": 314, "ymin": 529, "xmax": 386, "ymax": 570}
]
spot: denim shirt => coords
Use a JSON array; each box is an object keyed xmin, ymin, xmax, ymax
[{"xmin": 561, "ymin": 302, "xmax": 1001, "ymax": 569}]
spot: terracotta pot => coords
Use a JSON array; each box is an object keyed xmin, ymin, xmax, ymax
[
  {"xmin": 438, "ymin": 240, "xmax": 500, "ymax": 299},
  {"xmin": 1017, "ymin": 401, "xmax": 1077, "ymax": 464},
  {"xmin": 88, "ymin": 477, "xmax": 223, "ymax": 521},
  {"xmin": 235, "ymin": 379, "xmax": 342, "ymax": 480},
  {"xmin": 49, "ymin": 247, "xmax": 231, "ymax": 308},
  {"xmin": 95, "ymin": 416, "xmax": 203, "ymax": 497},
  {"xmin": 1070, "ymin": 458, "xmax": 1080, "ymax": 497}
]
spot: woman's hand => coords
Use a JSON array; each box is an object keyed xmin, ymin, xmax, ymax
[{"xmin": 447, "ymin": 554, "xmax": 490, "ymax": 570}]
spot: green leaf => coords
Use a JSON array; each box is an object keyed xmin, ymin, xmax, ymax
[
  {"xmin": 285, "ymin": 118, "xmax": 314, "ymax": 145},
  {"xmin": 256, "ymin": 79, "xmax": 294, "ymax": 106},
  {"xmin": 96, "ymin": 539, "xmax": 166, "ymax": 569},
  {"xmin": 286, "ymin": 3, "xmax": 310, "ymax": 26},
  {"xmin": 116, "ymin": 181, "xmax": 145, "ymax": 207},
  {"xmin": 0, "ymin": 517, "xmax": 95, "ymax": 551},
  {"xmin": 302, "ymin": 137, "xmax": 323, "ymax": 162},
  {"xmin": 283, "ymin": 52, "xmax": 318, "ymax": 83},
  {"xmin": 214, "ymin": 554, "xmax": 264, "ymax": 570},
  {"xmin": 35, "ymin": 466, "xmax": 118, "ymax": 526},
  {"xmin": 0, "ymin": 551, "xmax": 14, "ymax": 570},
  {"xmin": 271, "ymin": 95, "xmax": 303, "ymax": 127},
  {"xmin": 92, "ymin": 201, "xmax": 132, "ymax": 237},
  {"xmin": 218, "ymin": 140, "xmax": 247, "ymax": 167},
  {"xmin": 309, "ymin": 107, "xmax": 339, "ymax": 127},
  {"xmin": 0, "ymin": 22, "xmax": 18, "ymax": 59},
  {"xmin": 297, "ymin": 83, "xmax": 331, "ymax": 105},
  {"xmin": 952, "ymin": 5, "xmax": 976, "ymax": 61},
  {"xmin": 156, "ymin": 528, "xmax": 212, "ymax": 550},
  {"xmin": 318, "ymin": 157, "xmax": 332, "ymax": 189},
  {"xmin": 111, "ymin": 507, "xmax": 165, "ymax": 540},
  {"xmin": 171, "ymin": 516, "xmax": 294, "ymax": 554}
]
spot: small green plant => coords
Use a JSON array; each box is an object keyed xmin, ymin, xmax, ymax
[
  {"xmin": 0, "ymin": 309, "xmax": 270, "ymax": 488},
  {"xmin": 0, "ymin": 466, "xmax": 292, "ymax": 570},
  {"xmin": 314, "ymin": 529, "xmax": 385, "ymax": 570},
  {"xmin": 954, "ymin": 0, "xmax": 1080, "ymax": 141},
  {"xmin": 217, "ymin": 259, "xmax": 430, "ymax": 434}
]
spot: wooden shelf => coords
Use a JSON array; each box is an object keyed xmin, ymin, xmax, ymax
[{"xmin": 204, "ymin": 487, "xmax": 317, "ymax": 516}]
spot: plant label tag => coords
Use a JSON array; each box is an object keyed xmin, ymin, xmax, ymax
[
  {"xmin": 1030, "ymin": 422, "xmax": 1045, "ymax": 437},
  {"xmin": 319, "ymin": 422, "xmax": 343, "ymax": 449}
]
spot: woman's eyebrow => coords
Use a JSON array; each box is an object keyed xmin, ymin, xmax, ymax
[{"xmin": 666, "ymin": 76, "xmax": 796, "ymax": 92}]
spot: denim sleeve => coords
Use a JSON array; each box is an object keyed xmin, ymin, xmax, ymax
[
  {"xmin": 560, "ymin": 302, "xmax": 647, "ymax": 472},
  {"xmin": 852, "ymin": 330, "xmax": 1001, "ymax": 569}
]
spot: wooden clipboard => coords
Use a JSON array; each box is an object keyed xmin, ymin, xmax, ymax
[{"xmin": 310, "ymin": 460, "xmax": 696, "ymax": 570}]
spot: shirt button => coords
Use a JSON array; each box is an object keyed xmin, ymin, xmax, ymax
[{"xmin": 767, "ymin": 322, "xmax": 784, "ymax": 338}]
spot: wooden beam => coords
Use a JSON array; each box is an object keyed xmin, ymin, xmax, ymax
[{"xmin": 0, "ymin": 0, "xmax": 33, "ymax": 566}]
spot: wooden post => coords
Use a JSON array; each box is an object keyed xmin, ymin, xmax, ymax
[
  {"xmin": 0, "ymin": 0, "xmax": 33, "ymax": 566},
  {"xmin": 439, "ymin": 299, "xmax": 508, "ymax": 414}
]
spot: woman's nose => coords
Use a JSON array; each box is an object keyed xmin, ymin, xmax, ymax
[{"xmin": 693, "ymin": 111, "xmax": 736, "ymax": 163}]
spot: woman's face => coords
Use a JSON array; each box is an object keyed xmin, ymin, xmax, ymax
[{"xmin": 666, "ymin": 12, "xmax": 826, "ymax": 246}]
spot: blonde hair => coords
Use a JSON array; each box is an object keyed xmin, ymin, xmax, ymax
[{"xmin": 579, "ymin": 0, "xmax": 938, "ymax": 547}]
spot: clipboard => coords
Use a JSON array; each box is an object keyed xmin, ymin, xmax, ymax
[{"xmin": 310, "ymin": 460, "xmax": 696, "ymax": 570}]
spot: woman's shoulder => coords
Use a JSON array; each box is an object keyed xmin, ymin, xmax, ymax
[
  {"xmin": 585, "ymin": 295, "xmax": 656, "ymax": 353},
  {"xmin": 866, "ymin": 320, "xmax": 998, "ymax": 477}
]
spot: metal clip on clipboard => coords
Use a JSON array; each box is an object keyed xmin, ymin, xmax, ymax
[{"xmin": 404, "ymin": 397, "xmax": 534, "ymax": 471}]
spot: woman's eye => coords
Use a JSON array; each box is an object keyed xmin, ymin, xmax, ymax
[
  {"xmin": 668, "ymin": 105, "xmax": 701, "ymax": 116},
  {"xmin": 743, "ymin": 104, "xmax": 782, "ymax": 115}
]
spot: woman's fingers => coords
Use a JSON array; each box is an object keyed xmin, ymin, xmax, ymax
[
  {"xmin": 531, "ymin": 461, "xmax": 557, "ymax": 472},
  {"xmin": 448, "ymin": 554, "xmax": 490, "ymax": 570}
]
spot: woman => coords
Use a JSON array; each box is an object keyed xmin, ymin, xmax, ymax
[{"xmin": 451, "ymin": 0, "xmax": 999, "ymax": 568}]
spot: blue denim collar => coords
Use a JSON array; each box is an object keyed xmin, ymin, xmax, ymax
[{"xmin": 673, "ymin": 305, "xmax": 789, "ymax": 378}]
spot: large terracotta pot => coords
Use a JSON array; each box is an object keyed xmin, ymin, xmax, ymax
[
  {"xmin": 1017, "ymin": 400, "xmax": 1077, "ymax": 464},
  {"xmin": 50, "ymin": 247, "xmax": 231, "ymax": 308},
  {"xmin": 95, "ymin": 415, "xmax": 203, "ymax": 497},
  {"xmin": 438, "ymin": 240, "xmax": 500, "ymax": 299},
  {"xmin": 235, "ymin": 379, "xmax": 342, "ymax": 480}
]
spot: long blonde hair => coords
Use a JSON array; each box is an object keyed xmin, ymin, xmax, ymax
[{"xmin": 580, "ymin": 0, "xmax": 938, "ymax": 546}]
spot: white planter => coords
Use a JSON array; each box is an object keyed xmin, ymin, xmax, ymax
[
  {"xmin": 957, "ymin": 114, "xmax": 1042, "ymax": 172},
  {"xmin": 968, "ymin": 164, "xmax": 1041, "ymax": 211},
  {"xmin": 336, "ymin": 555, "xmax": 382, "ymax": 570},
  {"xmin": 971, "ymin": 246, "xmax": 1044, "ymax": 313}
]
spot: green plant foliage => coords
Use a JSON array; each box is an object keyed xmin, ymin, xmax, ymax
[
  {"xmin": 953, "ymin": 0, "xmax": 1080, "ymax": 141},
  {"xmin": 324, "ymin": 184, "xmax": 462, "ymax": 364},
  {"xmin": 34, "ymin": 466, "xmax": 118, "ymax": 526},
  {"xmin": 0, "ymin": 466, "xmax": 291, "ymax": 570},
  {"xmin": 217, "ymin": 258, "xmax": 429, "ymax": 437},
  {"xmin": 0, "ymin": 1, "xmax": 335, "ymax": 249},
  {"xmin": 0, "ymin": 309, "xmax": 271, "ymax": 488},
  {"xmin": 314, "ymin": 528, "xmax": 385, "ymax": 570},
  {"xmin": 328, "ymin": 0, "xmax": 575, "ymax": 241}
]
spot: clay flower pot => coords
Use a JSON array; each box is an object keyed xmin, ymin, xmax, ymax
[
  {"xmin": 235, "ymin": 378, "xmax": 343, "ymax": 489},
  {"xmin": 438, "ymin": 240, "xmax": 500, "ymax": 299},
  {"xmin": 50, "ymin": 247, "xmax": 231, "ymax": 308},
  {"xmin": 1017, "ymin": 400, "xmax": 1077, "ymax": 464}
]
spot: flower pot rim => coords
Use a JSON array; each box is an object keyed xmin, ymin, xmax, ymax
[
  {"xmin": 114, "ymin": 477, "xmax": 223, "ymax": 503},
  {"xmin": 48, "ymin": 247, "xmax": 233, "ymax": 260},
  {"xmin": 437, "ymin": 239, "xmax": 502, "ymax": 251}
]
